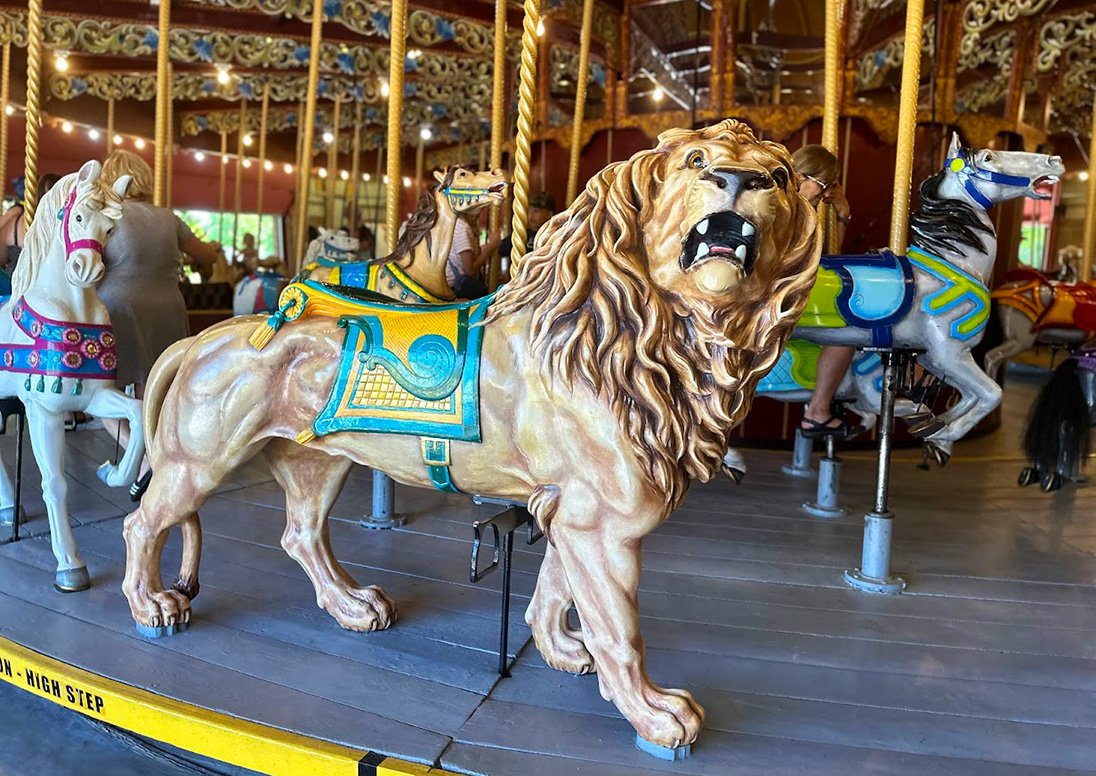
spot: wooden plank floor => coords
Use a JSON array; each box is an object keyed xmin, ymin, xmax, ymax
[{"xmin": 2, "ymin": 371, "xmax": 1096, "ymax": 775}]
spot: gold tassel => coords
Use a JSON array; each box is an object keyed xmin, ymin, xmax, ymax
[
  {"xmin": 296, "ymin": 428, "xmax": 317, "ymax": 445},
  {"xmin": 249, "ymin": 321, "xmax": 277, "ymax": 351}
]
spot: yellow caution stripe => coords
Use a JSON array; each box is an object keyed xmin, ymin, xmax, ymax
[{"xmin": 0, "ymin": 636, "xmax": 459, "ymax": 776}]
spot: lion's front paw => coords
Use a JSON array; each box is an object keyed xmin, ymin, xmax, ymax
[
  {"xmin": 621, "ymin": 686, "xmax": 705, "ymax": 749},
  {"xmin": 532, "ymin": 621, "xmax": 596, "ymax": 675},
  {"xmin": 131, "ymin": 588, "xmax": 192, "ymax": 629},
  {"xmin": 322, "ymin": 585, "xmax": 397, "ymax": 632}
]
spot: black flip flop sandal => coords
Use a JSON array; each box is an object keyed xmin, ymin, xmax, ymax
[{"xmin": 800, "ymin": 415, "xmax": 854, "ymax": 439}]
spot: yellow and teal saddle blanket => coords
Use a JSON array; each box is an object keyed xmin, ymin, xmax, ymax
[
  {"xmin": 252, "ymin": 280, "xmax": 490, "ymax": 493},
  {"xmin": 799, "ymin": 246, "xmax": 990, "ymax": 347},
  {"xmin": 325, "ymin": 261, "xmax": 445, "ymax": 304}
]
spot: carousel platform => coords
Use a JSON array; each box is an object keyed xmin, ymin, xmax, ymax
[{"xmin": 1, "ymin": 376, "xmax": 1095, "ymax": 775}]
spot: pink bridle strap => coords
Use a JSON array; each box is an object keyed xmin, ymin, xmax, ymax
[{"xmin": 59, "ymin": 188, "xmax": 105, "ymax": 259}]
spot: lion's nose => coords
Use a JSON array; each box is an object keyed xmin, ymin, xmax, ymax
[{"xmin": 704, "ymin": 168, "xmax": 773, "ymax": 198}]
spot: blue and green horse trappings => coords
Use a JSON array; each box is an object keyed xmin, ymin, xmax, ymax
[
  {"xmin": 328, "ymin": 261, "xmax": 444, "ymax": 303},
  {"xmin": 907, "ymin": 245, "xmax": 990, "ymax": 341}
]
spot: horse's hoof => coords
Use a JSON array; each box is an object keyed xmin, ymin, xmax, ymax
[
  {"xmin": 721, "ymin": 463, "xmax": 746, "ymax": 484},
  {"xmin": 0, "ymin": 505, "xmax": 26, "ymax": 526},
  {"xmin": 135, "ymin": 621, "xmax": 188, "ymax": 639},
  {"xmin": 1018, "ymin": 467, "xmax": 1039, "ymax": 487},
  {"xmin": 925, "ymin": 443, "xmax": 950, "ymax": 467},
  {"xmin": 54, "ymin": 566, "xmax": 90, "ymax": 593},
  {"xmin": 1041, "ymin": 473, "xmax": 1063, "ymax": 493}
]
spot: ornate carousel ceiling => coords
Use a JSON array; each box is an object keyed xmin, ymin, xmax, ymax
[{"xmin": 0, "ymin": 0, "xmax": 1091, "ymax": 166}]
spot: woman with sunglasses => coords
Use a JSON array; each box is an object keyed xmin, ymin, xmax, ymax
[{"xmin": 792, "ymin": 144, "xmax": 857, "ymax": 438}]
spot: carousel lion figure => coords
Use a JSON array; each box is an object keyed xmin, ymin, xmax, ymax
[{"xmin": 122, "ymin": 119, "xmax": 821, "ymax": 750}]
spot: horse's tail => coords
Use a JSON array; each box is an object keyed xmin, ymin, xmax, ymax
[
  {"xmin": 1022, "ymin": 358, "xmax": 1091, "ymax": 476},
  {"xmin": 141, "ymin": 336, "xmax": 203, "ymax": 600}
]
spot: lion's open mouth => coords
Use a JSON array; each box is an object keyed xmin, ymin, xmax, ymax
[{"xmin": 680, "ymin": 211, "xmax": 759, "ymax": 276}]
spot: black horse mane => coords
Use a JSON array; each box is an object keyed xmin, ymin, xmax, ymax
[
  {"xmin": 372, "ymin": 166, "xmax": 460, "ymax": 266},
  {"xmin": 908, "ymin": 171, "xmax": 994, "ymax": 258}
]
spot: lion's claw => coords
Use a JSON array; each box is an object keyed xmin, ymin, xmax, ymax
[
  {"xmin": 617, "ymin": 685, "xmax": 705, "ymax": 749},
  {"xmin": 322, "ymin": 585, "xmax": 397, "ymax": 632}
]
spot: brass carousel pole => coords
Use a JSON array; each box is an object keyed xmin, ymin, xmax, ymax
[
  {"xmin": 1083, "ymin": 99, "xmax": 1096, "ymax": 281},
  {"xmin": 368, "ymin": 0, "xmax": 411, "ymax": 531},
  {"xmin": 565, "ymin": 0, "xmax": 594, "ymax": 205},
  {"xmin": 843, "ymin": 0, "xmax": 923, "ymax": 598},
  {"xmin": 165, "ymin": 64, "xmax": 174, "ymax": 208},
  {"xmin": 348, "ymin": 100, "xmax": 362, "ymax": 230},
  {"xmin": 23, "ymin": 0, "xmax": 42, "ymax": 226},
  {"xmin": 510, "ymin": 0, "xmax": 541, "ymax": 263},
  {"xmin": 0, "ymin": 41, "xmax": 10, "ymax": 199},
  {"xmin": 821, "ymin": 0, "xmax": 844, "ymax": 253},
  {"xmin": 291, "ymin": 102, "xmax": 305, "ymax": 267},
  {"xmin": 231, "ymin": 99, "xmax": 247, "ymax": 256},
  {"xmin": 293, "ymin": 0, "xmax": 324, "ymax": 268},
  {"xmin": 106, "ymin": 97, "xmax": 115, "ymax": 153},
  {"xmin": 487, "ymin": 0, "xmax": 506, "ymax": 289},
  {"xmin": 218, "ymin": 128, "xmax": 228, "ymax": 246},
  {"xmin": 256, "ymin": 83, "xmax": 270, "ymax": 250},
  {"xmin": 153, "ymin": 0, "xmax": 171, "ymax": 207},
  {"xmin": 326, "ymin": 95, "xmax": 340, "ymax": 227}
]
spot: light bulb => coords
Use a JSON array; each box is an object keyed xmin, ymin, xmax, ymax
[
  {"xmin": 4, "ymin": 105, "xmax": 13, "ymax": 116},
  {"xmin": 318, "ymin": 167, "xmax": 328, "ymax": 178},
  {"xmin": 1080, "ymin": 171, "xmax": 1090, "ymax": 182},
  {"xmin": 242, "ymin": 134, "xmax": 254, "ymax": 147},
  {"xmin": 88, "ymin": 128, "xmax": 100, "ymax": 141},
  {"xmin": 340, "ymin": 169, "xmax": 349, "ymax": 181},
  {"xmin": 61, "ymin": 121, "xmax": 73, "ymax": 133},
  {"xmin": 112, "ymin": 133, "xmax": 123, "ymax": 146},
  {"xmin": 383, "ymin": 175, "xmax": 390, "ymax": 184},
  {"xmin": 194, "ymin": 151, "xmax": 206, "ymax": 162},
  {"xmin": 283, "ymin": 162, "xmax": 293, "ymax": 174},
  {"xmin": 242, "ymin": 158, "xmax": 252, "ymax": 168},
  {"xmin": 379, "ymin": 79, "xmax": 390, "ymax": 98},
  {"xmin": 54, "ymin": 51, "xmax": 69, "ymax": 72},
  {"xmin": 536, "ymin": 18, "xmax": 545, "ymax": 37},
  {"xmin": 419, "ymin": 127, "xmax": 432, "ymax": 141},
  {"xmin": 402, "ymin": 176, "xmax": 412, "ymax": 188},
  {"xmin": 652, "ymin": 85, "xmax": 664, "ymax": 102},
  {"xmin": 264, "ymin": 160, "xmax": 274, "ymax": 171},
  {"xmin": 222, "ymin": 155, "xmax": 230, "ymax": 165},
  {"xmin": 215, "ymin": 64, "xmax": 232, "ymax": 85},
  {"xmin": 408, "ymin": 49, "xmax": 422, "ymax": 60},
  {"xmin": 134, "ymin": 137, "xmax": 146, "ymax": 149},
  {"xmin": 362, "ymin": 173, "xmax": 371, "ymax": 181},
  {"xmin": 322, "ymin": 130, "xmax": 334, "ymax": 144}
]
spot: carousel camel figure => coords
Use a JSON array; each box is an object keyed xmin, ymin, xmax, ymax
[
  {"xmin": 0, "ymin": 161, "xmax": 144, "ymax": 591},
  {"xmin": 302, "ymin": 166, "xmax": 509, "ymax": 303},
  {"xmin": 122, "ymin": 120, "xmax": 821, "ymax": 750},
  {"xmin": 722, "ymin": 134, "xmax": 1063, "ymax": 476},
  {"xmin": 985, "ymin": 244, "xmax": 1095, "ymax": 382}
]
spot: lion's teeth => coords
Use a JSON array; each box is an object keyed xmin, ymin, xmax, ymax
[
  {"xmin": 734, "ymin": 244, "xmax": 747, "ymax": 260},
  {"xmin": 741, "ymin": 222, "xmax": 755, "ymax": 237},
  {"xmin": 695, "ymin": 242, "xmax": 710, "ymax": 261},
  {"xmin": 696, "ymin": 219, "xmax": 709, "ymax": 235}
]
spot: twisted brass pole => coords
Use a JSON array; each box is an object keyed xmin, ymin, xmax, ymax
[
  {"xmin": 23, "ymin": 0, "xmax": 42, "ymax": 227},
  {"xmin": 510, "ymin": 0, "xmax": 540, "ymax": 264},
  {"xmin": 218, "ymin": 128, "xmax": 227, "ymax": 244},
  {"xmin": 888, "ymin": 0, "xmax": 924, "ymax": 255},
  {"xmin": 106, "ymin": 97, "xmax": 114, "ymax": 153},
  {"xmin": 0, "ymin": 42, "xmax": 10, "ymax": 201},
  {"xmin": 165, "ymin": 63, "xmax": 174, "ymax": 208},
  {"xmin": 256, "ymin": 83, "xmax": 270, "ymax": 248},
  {"xmin": 293, "ymin": 0, "xmax": 324, "ymax": 266},
  {"xmin": 326, "ymin": 95, "xmax": 340, "ymax": 227},
  {"xmin": 348, "ymin": 99, "xmax": 362, "ymax": 230},
  {"xmin": 153, "ymin": 0, "xmax": 171, "ymax": 206},
  {"xmin": 565, "ymin": 0, "xmax": 594, "ymax": 205},
  {"xmin": 385, "ymin": 0, "xmax": 409, "ymax": 246},
  {"xmin": 232, "ymin": 99, "xmax": 246, "ymax": 255},
  {"xmin": 822, "ymin": 0, "xmax": 844, "ymax": 253},
  {"xmin": 1083, "ymin": 99, "xmax": 1096, "ymax": 281}
]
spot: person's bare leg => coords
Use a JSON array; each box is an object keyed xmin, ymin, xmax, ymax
[{"xmin": 803, "ymin": 346, "xmax": 855, "ymax": 429}]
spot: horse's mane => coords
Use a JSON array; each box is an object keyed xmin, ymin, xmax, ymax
[
  {"xmin": 485, "ymin": 120, "xmax": 820, "ymax": 510},
  {"xmin": 909, "ymin": 171, "xmax": 993, "ymax": 258},
  {"xmin": 373, "ymin": 167, "xmax": 458, "ymax": 266}
]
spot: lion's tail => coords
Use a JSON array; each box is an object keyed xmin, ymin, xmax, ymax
[{"xmin": 140, "ymin": 336, "xmax": 203, "ymax": 601}]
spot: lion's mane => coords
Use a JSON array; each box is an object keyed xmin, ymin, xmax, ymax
[{"xmin": 488, "ymin": 120, "xmax": 821, "ymax": 509}]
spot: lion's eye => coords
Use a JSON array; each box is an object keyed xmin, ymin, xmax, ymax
[
  {"xmin": 772, "ymin": 168, "xmax": 789, "ymax": 189},
  {"xmin": 686, "ymin": 151, "xmax": 705, "ymax": 170}
]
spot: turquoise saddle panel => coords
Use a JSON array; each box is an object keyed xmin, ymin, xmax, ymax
[{"xmin": 817, "ymin": 250, "xmax": 916, "ymax": 347}]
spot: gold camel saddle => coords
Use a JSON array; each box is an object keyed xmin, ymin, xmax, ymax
[{"xmin": 250, "ymin": 280, "xmax": 493, "ymax": 493}]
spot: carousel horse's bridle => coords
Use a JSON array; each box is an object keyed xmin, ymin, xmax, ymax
[
  {"xmin": 58, "ymin": 188, "xmax": 106, "ymax": 260},
  {"xmin": 947, "ymin": 149, "xmax": 1034, "ymax": 210}
]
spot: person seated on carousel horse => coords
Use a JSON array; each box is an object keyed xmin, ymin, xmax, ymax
[
  {"xmin": 96, "ymin": 150, "xmax": 221, "ymax": 489},
  {"xmin": 0, "ymin": 173, "xmax": 60, "ymax": 273},
  {"xmin": 238, "ymin": 232, "xmax": 281, "ymax": 276},
  {"xmin": 792, "ymin": 144, "xmax": 857, "ymax": 439},
  {"xmin": 446, "ymin": 211, "xmax": 501, "ymax": 299},
  {"xmin": 357, "ymin": 224, "xmax": 376, "ymax": 261}
]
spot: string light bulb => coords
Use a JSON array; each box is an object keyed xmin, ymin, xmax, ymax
[
  {"xmin": 242, "ymin": 158, "xmax": 252, "ymax": 168},
  {"xmin": 536, "ymin": 18, "xmax": 545, "ymax": 37},
  {"xmin": 61, "ymin": 121, "xmax": 73, "ymax": 133},
  {"xmin": 222, "ymin": 155, "xmax": 230, "ymax": 165},
  {"xmin": 317, "ymin": 167, "xmax": 328, "ymax": 179},
  {"xmin": 242, "ymin": 133, "xmax": 254, "ymax": 147},
  {"xmin": 54, "ymin": 51, "xmax": 70, "ymax": 72},
  {"xmin": 88, "ymin": 128, "xmax": 100, "ymax": 141},
  {"xmin": 134, "ymin": 137, "xmax": 146, "ymax": 150},
  {"xmin": 283, "ymin": 162, "xmax": 293, "ymax": 174},
  {"xmin": 652, "ymin": 84, "xmax": 664, "ymax": 102},
  {"xmin": 379, "ymin": 79, "xmax": 390, "ymax": 98},
  {"xmin": 194, "ymin": 151, "xmax": 206, "ymax": 162},
  {"xmin": 112, "ymin": 133, "xmax": 123, "ymax": 146},
  {"xmin": 419, "ymin": 127, "xmax": 432, "ymax": 141},
  {"xmin": 402, "ymin": 176, "xmax": 412, "ymax": 188},
  {"xmin": 322, "ymin": 130, "xmax": 334, "ymax": 144},
  {"xmin": 340, "ymin": 169, "xmax": 350, "ymax": 181},
  {"xmin": 4, "ymin": 105, "xmax": 13, "ymax": 116},
  {"xmin": 264, "ymin": 160, "xmax": 274, "ymax": 171},
  {"xmin": 362, "ymin": 173, "xmax": 371, "ymax": 182},
  {"xmin": 1080, "ymin": 171, "xmax": 1090, "ymax": 182},
  {"xmin": 215, "ymin": 63, "xmax": 232, "ymax": 86}
]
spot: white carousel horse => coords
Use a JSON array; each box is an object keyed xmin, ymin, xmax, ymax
[
  {"xmin": 302, "ymin": 227, "xmax": 361, "ymax": 268},
  {"xmin": 233, "ymin": 269, "xmax": 288, "ymax": 316},
  {"xmin": 0, "ymin": 161, "xmax": 144, "ymax": 591},
  {"xmin": 724, "ymin": 134, "xmax": 1063, "ymax": 478}
]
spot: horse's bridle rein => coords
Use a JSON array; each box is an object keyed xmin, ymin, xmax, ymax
[
  {"xmin": 57, "ymin": 188, "xmax": 106, "ymax": 261},
  {"xmin": 947, "ymin": 149, "xmax": 1034, "ymax": 210}
]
